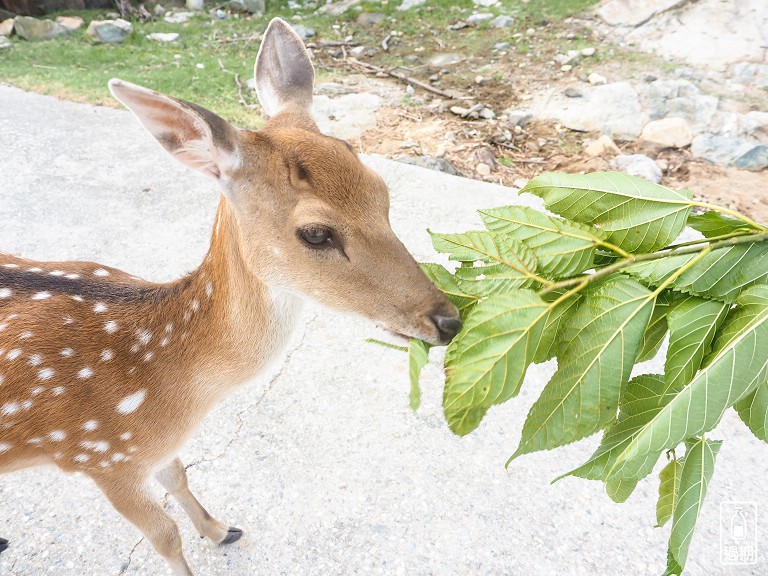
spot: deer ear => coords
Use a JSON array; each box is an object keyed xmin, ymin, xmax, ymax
[
  {"xmin": 254, "ymin": 18, "xmax": 315, "ymax": 118},
  {"xmin": 108, "ymin": 79, "xmax": 241, "ymax": 180}
]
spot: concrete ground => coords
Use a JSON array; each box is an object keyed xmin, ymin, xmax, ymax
[{"xmin": 0, "ymin": 84, "xmax": 766, "ymax": 576}]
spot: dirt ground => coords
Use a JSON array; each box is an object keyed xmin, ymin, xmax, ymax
[{"xmin": 312, "ymin": 15, "xmax": 768, "ymax": 224}]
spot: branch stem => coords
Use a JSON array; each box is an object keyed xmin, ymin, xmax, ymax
[{"xmin": 689, "ymin": 201, "xmax": 767, "ymax": 232}]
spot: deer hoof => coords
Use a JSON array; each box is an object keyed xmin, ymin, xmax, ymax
[
  {"xmin": 220, "ymin": 527, "xmax": 243, "ymax": 545},
  {"xmin": 0, "ymin": 537, "xmax": 9, "ymax": 554}
]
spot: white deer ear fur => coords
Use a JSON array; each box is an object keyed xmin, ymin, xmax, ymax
[
  {"xmin": 109, "ymin": 79, "xmax": 241, "ymax": 180},
  {"xmin": 254, "ymin": 18, "xmax": 315, "ymax": 118}
]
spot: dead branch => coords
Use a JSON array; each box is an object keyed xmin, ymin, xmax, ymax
[
  {"xmin": 345, "ymin": 58, "xmax": 462, "ymax": 99},
  {"xmin": 217, "ymin": 59, "xmax": 259, "ymax": 110}
]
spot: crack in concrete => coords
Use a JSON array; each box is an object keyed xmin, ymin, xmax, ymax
[
  {"xmin": 185, "ymin": 312, "xmax": 318, "ymax": 471},
  {"xmin": 117, "ymin": 536, "xmax": 144, "ymax": 576}
]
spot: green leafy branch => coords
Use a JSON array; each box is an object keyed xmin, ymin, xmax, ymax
[{"xmin": 406, "ymin": 171, "xmax": 768, "ymax": 575}]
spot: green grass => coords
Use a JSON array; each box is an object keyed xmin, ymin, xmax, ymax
[{"xmin": 0, "ymin": 0, "xmax": 599, "ymax": 127}]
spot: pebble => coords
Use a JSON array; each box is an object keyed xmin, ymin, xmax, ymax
[
  {"xmin": 146, "ymin": 32, "xmax": 179, "ymax": 43},
  {"xmin": 164, "ymin": 11, "xmax": 195, "ymax": 23},
  {"xmin": 489, "ymin": 15, "xmax": 515, "ymax": 28},
  {"xmin": 610, "ymin": 154, "xmax": 663, "ymax": 183},
  {"xmin": 493, "ymin": 42, "xmax": 511, "ymax": 51},
  {"xmin": 348, "ymin": 45, "xmax": 366, "ymax": 58},
  {"xmin": 476, "ymin": 162, "xmax": 492, "ymax": 176},
  {"xmin": 588, "ymin": 72, "xmax": 607, "ymax": 85},
  {"xmin": 564, "ymin": 87, "xmax": 582, "ymax": 98},
  {"xmin": 290, "ymin": 24, "xmax": 315, "ymax": 41},
  {"xmin": 396, "ymin": 155, "xmax": 458, "ymax": 175},
  {"xmin": 639, "ymin": 117, "xmax": 693, "ymax": 148},
  {"xmin": 584, "ymin": 135, "xmax": 620, "ymax": 156},
  {"xmin": 561, "ymin": 65, "xmax": 573, "ymax": 72},
  {"xmin": 467, "ymin": 13, "xmax": 494, "ymax": 25},
  {"xmin": 0, "ymin": 35, "xmax": 10, "ymax": 49},
  {"xmin": 581, "ymin": 47, "xmax": 596, "ymax": 57},
  {"xmin": 55, "ymin": 16, "xmax": 84, "ymax": 31}
]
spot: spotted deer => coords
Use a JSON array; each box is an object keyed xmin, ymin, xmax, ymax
[{"xmin": 0, "ymin": 18, "xmax": 461, "ymax": 576}]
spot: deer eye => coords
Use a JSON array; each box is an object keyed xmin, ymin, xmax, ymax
[{"xmin": 298, "ymin": 225, "xmax": 334, "ymax": 248}]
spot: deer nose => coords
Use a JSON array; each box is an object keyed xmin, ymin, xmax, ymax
[{"xmin": 431, "ymin": 311, "xmax": 463, "ymax": 344}]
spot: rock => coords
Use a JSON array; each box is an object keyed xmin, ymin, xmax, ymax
[
  {"xmin": 348, "ymin": 45, "xmax": 366, "ymax": 58},
  {"xmin": 588, "ymin": 72, "xmax": 607, "ymax": 85},
  {"xmin": 560, "ymin": 64, "xmax": 573, "ymax": 73},
  {"xmin": 86, "ymin": 19, "xmax": 131, "ymax": 44},
  {"xmin": 55, "ymin": 16, "xmax": 83, "ymax": 30},
  {"xmin": 318, "ymin": 0, "xmax": 361, "ymax": 14},
  {"xmin": 635, "ymin": 79, "xmax": 718, "ymax": 133},
  {"xmin": 146, "ymin": 32, "xmax": 179, "ymax": 42},
  {"xmin": 584, "ymin": 135, "xmax": 621, "ymax": 156},
  {"xmin": 473, "ymin": 0, "xmax": 498, "ymax": 6},
  {"xmin": 467, "ymin": 13, "xmax": 494, "ymax": 25},
  {"xmin": 290, "ymin": 24, "xmax": 315, "ymax": 41},
  {"xmin": 397, "ymin": 0, "xmax": 426, "ymax": 10},
  {"xmin": 229, "ymin": 0, "xmax": 264, "ymax": 14},
  {"xmin": 396, "ymin": 155, "xmax": 459, "ymax": 175},
  {"xmin": 186, "ymin": 0, "xmax": 204, "ymax": 10},
  {"xmin": 13, "ymin": 16, "xmax": 71, "ymax": 41},
  {"xmin": 555, "ymin": 53, "xmax": 577, "ymax": 65},
  {"xmin": 489, "ymin": 15, "xmax": 515, "ymax": 28},
  {"xmin": 0, "ymin": 18, "xmax": 12, "ymax": 36},
  {"xmin": 479, "ymin": 107, "xmax": 496, "ymax": 120},
  {"xmin": 597, "ymin": 0, "xmax": 687, "ymax": 27},
  {"xmin": 0, "ymin": 35, "xmax": 10, "ymax": 49},
  {"xmin": 164, "ymin": 11, "xmax": 195, "ymax": 23},
  {"xmin": 564, "ymin": 87, "xmax": 582, "ymax": 98},
  {"xmin": 313, "ymin": 92, "xmax": 383, "ymax": 140},
  {"xmin": 610, "ymin": 154, "xmax": 663, "ymax": 183},
  {"xmin": 639, "ymin": 117, "xmax": 693, "ymax": 148},
  {"xmin": 730, "ymin": 62, "xmax": 768, "ymax": 89},
  {"xmin": 426, "ymin": 53, "xmax": 462, "ymax": 68},
  {"xmin": 691, "ymin": 134, "xmax": 768, "ymax": 171},
  {"xmin": 356, "ymin": 12, "xmax": 384, "ymax": 26},
  {"xmin": 504, "ymin": 108, "xmax": 532, "ymax": 127},
  {"xmin": 448, "ymin": 20, "xmax": 469, "ymax": 30},
  {"xmin": 154, "ymin": 4, "xmax": 166, "ymax": 16},
  {"xmin": 476, "ymin": 162, "xmax": 492, "ymax": 177},
  {"xmin": 493, "ymin": 42, "xmax": 510, "ymax": 51},
  {"xmin": 581, "ymin": 47, "xmax": 596, "ymax": 56}
]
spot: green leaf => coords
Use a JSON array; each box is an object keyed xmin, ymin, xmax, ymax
[
  {"xmin": 662, "ymin": 548, "xmax": 684, "ymax": 576},
  {"xmin": 665, "ymin": 297, "xmax": 730, "ymax": 391},
  {"xmin": 656, "ymin": 458, "xmax": 684, "ymax": 528},
  {"xmin": 605, "ymin": 476, "xmax": 638, "ymax": 503},
  {"xmin": 624, "ymin": 241, "xmax": 768, "ymax": 303},
  {"xmin": 636, "ymin": 292, "xmax": 672, "ymax": 363},
  {"xmin": 607, "ymin": 285, "xmax": 768, "ymax": 482},
  {"xmin": 734, "ymin": 380, "xmax": 768, "ymax": 443},
  {"xmin": 533, "ymin": 290, "xmax": 581, "ymax": 364},
  {"xmin": 687, "ymin": 211, "xmax": 753, "ymax": 238},
  {"xmin": 559, "ymin": 375, "xmax": 679, "ymax": 488},
  {"xmin": 429, "ymin": 230, "xmax": 540, "ymax": 296},
  {"xmin": 408, "ymin": 339, "xmax": 430, "ymax": 411},
  {"xmin": 443, "ymin": 290, "xmax": 549, "ymax": 435},
  {"xmin": 509, "ymin": 276, "xmax": 655, "ymax": 460},
  {"xmin": 479, "ymin": 205, "xmax": 605, "ymax": 277},
  {"xmin": 521, "ymin": 172, "xmax": 692, "ymax": 253},
  {"xmin": 668, "ymin": 438, "xmax": 722, "ymax": 570},
  {"xmin": 420, "ymin": 263, "xmax": 478, "ymax": 314}
]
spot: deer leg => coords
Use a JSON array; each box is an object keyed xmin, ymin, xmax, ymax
[
  {"xmin": 155, "ymin": 457, "xmax": 243, "ymax": 545},
  {"xmin": 93, "ymin": 476, "xmax": 194, "ymax": 576}
]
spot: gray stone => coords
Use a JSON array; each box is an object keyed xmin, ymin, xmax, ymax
[
  {"xmin": 584, "ymin": 135, "xmax": 620, "ymax": 156},
  {"xmin": 564, "ymin": 87, "xmax": 582, "ymax": 98},
  {"xmin": 290, "ymin": 24, "xmax": 315, "ymax": 41},
  {"xmin": 348, "ymin": 45, "xmax": 366, "ymax": 58},
  {"xmin": 313, "ymin": 92, "xmax": 383, "ymax": 140},
  {"xmin": 146, "ymin": 32, "xmax": 179, "ymax": 43},
  {"xmin": 729, "ymin": 62, "xmax": 768, "ymax": 89},
  {"xmin": 581, "ymin": 47, "xmax": 596, "ymax": 56},
  {"xmin": 163, "ymin": 11, "xmax": 195, "ymax": 23},
  {"xmin": 229, "ymin": 0, "xmax": 264, "ymax": 14},
  {"xmin": 691, "ymin": 134, "xmax": 768, "ymax": 171},
  {"xmin": 467, "ymin": 13, "xmax": 494, "ymax": 25},
  {"xmin": 397, "ymin": 0, "xmax": 425, "ymax": 10},
  {"xmin": 87, "ymin": 18, "xmax": 132, "ymax": 44},
  {"xmin": 319, "ymin": 0, "xmax": 362, "ymax": 15},
  {"xmin": 639, "ymin": 117, "xmax": 693, "ymax": 148},
  {"xmin": 597, "ymin": 0, "xmax": 687, "ymax": 27},
  {"xmin": 0, "ymin": 35, "xmax": 10, "ymax": 49},
  {"xmin": 396, "ymin": 155, "xmax": 459, "ymax": 175},
  {"xmin": 493, "ymin": 42, "xmax": 511, "ymax": 51},
  {"xmin": 186, "ymin": 0, "xmax": 204, "ymax": 10},
  {"xmin": 531, "ymin": 81, "xmax": 648, "ymax": 140},
  {"xmin": 504, "ymin": 108, "xmax": 532, "ymax": 127},
  {"xmin": 13, "ymin": 16, "xmax": 71, "ymax": 41},
  {"xmin": 356, "ymin": 12, "xmax": 384, "ymax": 26},
  {"xmin": 55, "ymin": 16, "xmax": 83, "ymax": 30},
  {"xmin": 473, "ymin": 0, "xmax": 498, "ymax": 6},
  {"xmin": 587, "ymin": 72, "xmax": 607, "ymax": 85},
  {"xmin": 489, "ymin": 15, "xmax": 515, "ymax": 28},
  {"xmin": 635, "ymin": 79, "xmax": 718, "ymax": 133},
  {"xmin": 610, "ymin": 154, "xmax": 663, "ymax": 183},
  {"xmin": 426, "ymin": 53, "xmax": 462, "ymax": 68}
]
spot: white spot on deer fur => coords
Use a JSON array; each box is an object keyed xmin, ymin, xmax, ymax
[
  {"xmin": 28, "ymin": 354, "xmax": 42, "ymax": 366},
  {"xmin": 83, "ymin": 420, "xmax": 99, "ymax": 431},
  {"xmin": 191, "ymin": 299, "xmax": 200, "ymax": 312},
  {"xmin": 26, "ymin": 438, "xmax": 42, "ymax": 445},
  {"xmin": 71, "ymin": 295, "xmax": 84, "ymax": 302},
  {"xmin": 183, "ymin": 311, "xmax": 191, "ymax": 322},
  {"xmin": 99, "ymin": 461, "xmax": 111, "ymax": 468},
  {"xmin": 130, "ymin": 344, "xmax": 140, "ymax": 354},
  {"xmin": 104, "ymin": 321, "xmax": 118, "ymax": 333},
  {"xmin": 117, "ymin": 390, "xmax": 146, "ymax": 414},
  {"xmin": 112, "ymin": 452, "xmax": 126, "ymax": 462},
  {"xmin": 60, "ymin": 348, "xmax": 74, "ymax": 357},
  {"xmin": 78, "ymin": 367, "xmax": 94, "ymax": 379},
  {"xmin": 2, "ymin": 402, "xmax": 19, "ymax": 415},
  {"xmin": 93, "ymin": 302, "xmax": 107, "ymax": 313},
  {"xmin": 0, "ymin": 375, "xmax": 4, "ymax": 385},
  {"xmin": 38, "ymin": 368, "xmax": 55, "ymax": 380},
  {"xmin": 6, "ymin": 348, "xmax": 22, "ymax": 361},
  {"xmin": 51, "ymin": 386, "xmax": 65, "ymax": 396},
  {"xmin": 205, "ymin": 282, "xmax": 213, "ymax": 297},
  {"xmin": 136, "ymin": 329, "xmax": 152, "ymax": 345},
  {"xmin": 0, "ymin": 323, "xmax": 7, "ymax": 332},
  {"xmin": 49, "ymin": 270, "xmax": 65, "ymax": 276},
  {"xmin": 160, "ymin": 336, "xmax": 170, "ymax": 347},
  {"xmin": 49, "ymin": 430, "xmax": 66, "ymax": 442},
  {"xmin": 0, "ymin": 443, "xmax": 11, "ymax": 453},
  {"xmin": 21, "ymin": 400, "xmax": 32, "ymax": 410},
  {"xmin": 143, "ymin": 352, "xmax": 154, "ymax": 362},
  {"xmin": 93, "ymin": 268, "xmax": 110, "ymax": 277},
  {"xmin": 31, "ymin": 386, "xmax": 45, "ymax": 396},
  {"xmin": 119, "ymin": 432, "xmax": 132, "ymax": 441},
  {"xmin": 0, "ymin": 288, "xmax": 11, "ymax": 298},
  {"xmin": 100, "ymin": 349, "xmax": 114, "ymax": 362},
  {"xmin": 66, "ymin": 274, "xmax": 80, "ymax": 280},
  {"xmin": 63, "ymin": 316, "xmax": 74, "ymax": 325},
  {"xmin": 2, "ymin": 263, "xmax": 18, "ymax": 269},
  {"xmin": 80, "ymin": 440, "xmax": 109, "ymax": 452},
  {"xmin": 127, "ymin": 367, "xmax": 136, "ymax": 375},
  {"xmin": 32, "ymin": 292, "xmax": 51, "ymax": 300},
  {"xmin": 74, "ymin": 454, "xmax": 90, "ymax": 462},
  {"xmin": 20, "ymin": 331, "xmax": 33, "ymax": 340},
  {"xmin": 165, "ymin": 323, "xmax": 173, "ymax": 333},
  {"xmin": 27, "ymin": 267, "xmax": 42, "ymax": 273}
]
